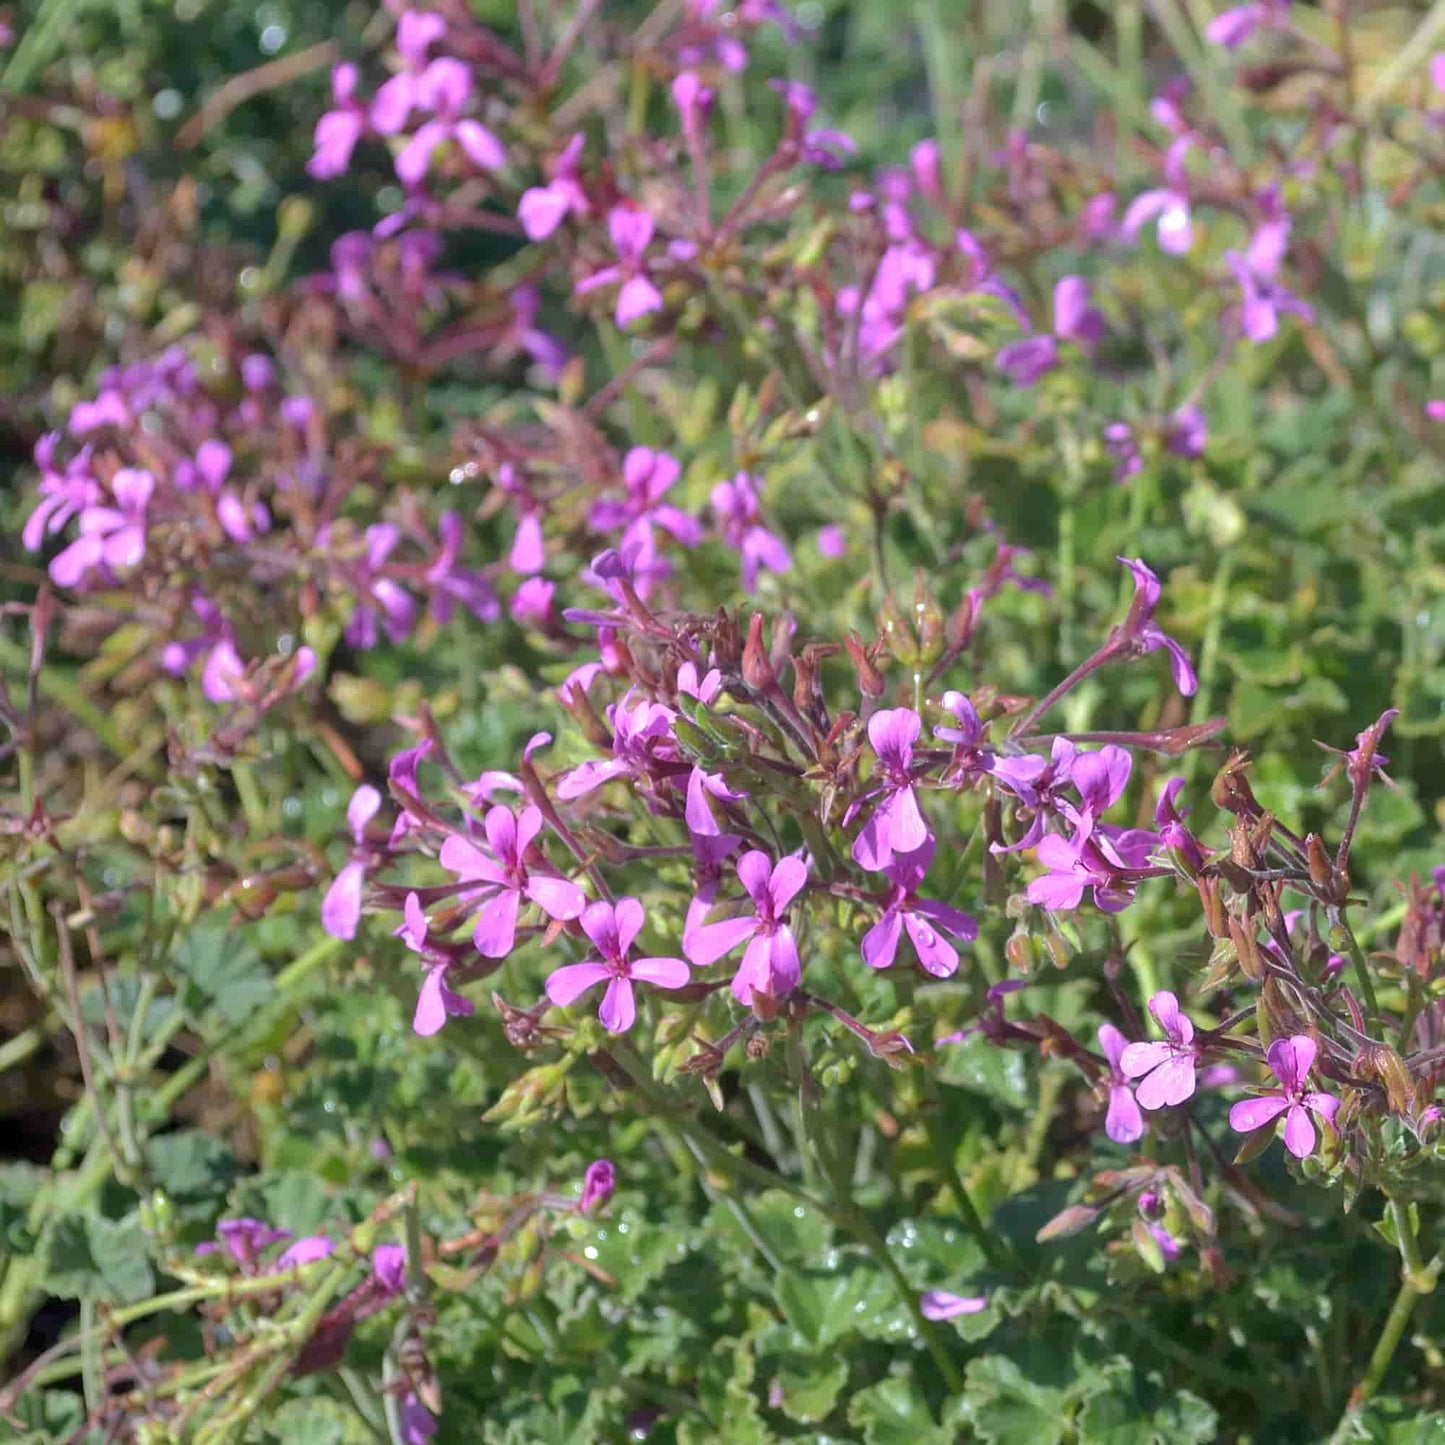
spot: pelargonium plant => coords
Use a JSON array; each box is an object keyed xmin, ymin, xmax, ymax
[{"xmin": 4, "ymin": 0, "xmax": 1445, "ymax": 1440}]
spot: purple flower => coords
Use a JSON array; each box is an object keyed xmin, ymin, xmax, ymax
[
  {"xmin": 850, "ymin": 709, "xmax": 931, "ymax": 871},
  {"xmin": 519, "ymin": 133, "xmax": 589, "ymax": 240},
  {"xmin": 1205, "ymin": 0, "xmax": 1289, "ymax": 49},
  {"xmin": 589, "ymin": 448, "xmax": 703, "ymax": 563},
  {"xmin": 816, "ymin": 523, "xmax": 847, "ymax": 558},
  {"xmin": 48, "ymin": 467, "xmax": 153, "ymax": 588},
  {"xmin": 400, "ymin": 1393, "xmax": 438, "ymax": 1444},
  {"xmin": 1155, "ymin": 778, "xmax": 1207, "ymax": 872},
  {"xmin": 196, "ymin": 1218, "xmax": 290, "ymax": 1268},
  {"xmin": 1165, "ymin": 403, "xmax": 1207, "ymax": 458},
  {"xmin": 1115, "ymin": 557, "xmax": 1198, "ymax": 696},
  {"xmin": 556, "ymin": 692, "xmax": 680, "ymax": 799},
  {"xmin": 438, "ymin": 804, "xmax": 587, "ymax": 957},
  {"xmin": 394, "ymin": 58, "xmax": 506, "ymax": 184},
  {"xmin": 1427, "ymin": 400, "xmax": 1445, "ymax": 422},
  {"xmin": 275, "ymin": 1235, "xmax": 335, "ymax": 1270},
  {"xmin": 995, "ymin": 335, "xmax": 1058, "ymax": 387},
  {"xmin": 1098, "ymin": 1024, "xmax": 1145, "ymax": 1143},
  {"xmin": 861, "ymin": 837, "xmax": 977, "ymax": 977},
  {"xmin": 920, "ymin": 1290, "xmax": 987, "ymax": 1321},
  {"xmin": 578, "ymin": 1159, "xmax": 616, "ymax": 1213},
  {"xmin": 686, "ymin": 850, "xmax": 806, "ymax": 1006},
  {"xmin": 321, "ymin": 785, "xmax": 383, "ymax": 940},
  {"xmin": 576, "ymin": 204, "xmax": 665, "ymax": 328},
  {"xmin": 1226, "ymin": 247, "xmax": 1313, "ymax": 343},
  {"xmin": 1229, "ymin": 1034, "xmax": 1340, "ymax": 1159},
  {"xmin": 990, "ymin": 737, "xmax": 1078, "ymax": 853},
  {"xmin": 1119, "ymin": 991, "xmax": 1200, "ymax": 1110},
  {"xmin": 1027, "ymin": 824, "xmax": 1156, "ymax": 913},
  {"xmin": 1053, "ymin": 275, "xmax": 1105, "ymax": 351},
  {"xmin": 24, "ymin": 435, "xmax": 98, "ymax": 553},
  {"xmin": 309, "ymin": 63, "xmax": 367, "ymax": 179},
  {"xmin": 1121, "ymin": 137, "xmax": 1194, "ymax": 255},
  {"xmin": 372, "ymin": 1243, "xmax": 407, "ymax": 1295},
  {"xmin": 396, "ymin": 892, "xmax": 475, "ymax": 1037},
  {"xmin": 1105, "ymin": 422, "xmax": 1143, "ymax": 482},
  {"xmin": 710, "ymin": 473, "xmax": 791, "ymax": 593},
  {"xmin": 371, "ymin": 10, "xmax": 447, "ymax": 135},
  {"xmin": 544, "ymin": 897, "xmax": 690, "ymax": 1034},
  {"xmin": 935, "ymin": 691, "xmax": 996, "ymax": 784}
]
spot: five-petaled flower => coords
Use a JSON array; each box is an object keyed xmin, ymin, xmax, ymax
[
  {"xmin": 861, "ymin": 837, "xmax": 976, "ymax": 977},
  {"xmin": 576, "ymin": 204, "xmax": 666, "ymax": 328},
  {"xmin": 1119, "ymin": 991, "xmax": 1200, "ymax": 1110},
  {"xmin": 396, "ymin": 892, "xmax": 475, "ymax": 1037},
  {"xmin": 439, "ymin": 804, "xmax": 587, "ymax": 957},
  {"xmin": 1229, "ymin": 1034, "xmax": 1340, "ymax": 1159},
  {"xmin": 1114, "ymin": 557, "xmax": 1198, "ymax": 696},
  {"xmin": 710, "ymin": 472, "xmax": 791, "ymax": 593},
  {"xmin": 322, "ymin": 785, "xmax": 384, "ymax": 940},
  {"xmin": 545, "ymin": 897, "xmax": 690, "ymax": 1033},
  {"xmin": 850, "ymin": 708, "xmax": 931, "ymax": 871},
  {"xmin": 1098, "ymin": 1023, "xmax": 1145, "ymax": 1143},
  {"xmin": 686, "ymin": 850, "xmax": 806, "ymax": 1006}
]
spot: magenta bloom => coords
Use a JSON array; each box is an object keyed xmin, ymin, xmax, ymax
[
  {"xmin": 518, "ymin": 133, "xmax": 589, "ymax": 240},
  {"xmin": 394, "ymin": 57, "xmax": 506, "ymax": 184},
  {"xmin": 1116, "ymin": 557, "xmax": 1198, "ymax": 696},
  {"xmin": 589, "ymin": 447, "xmax": 703, "ymax": 561},
  {"xmin": 1225, "ymin": 245, "xmax": 1312, "ymax": 343},
  {"xmin": 1229, "ymin": 1034, "xmax": 1340, "ymax": 1159},
  {"xmin": 1119, "ymin": 991, "xmax": 1200, "ymax": 1110},
  {"xmin": 275, "ymin": 1235, "xmax": 336, "ymax": 1270},
  {"xmin": 309, "ymin": 62, "xmax": 366, "ymax": 179},
  {"xmin": 372, "ymin": 1243, "xmax": 407, "ymax": 1295},
  {"xmin": 196, "ymin": 1218, "xmax": 289, "ymax": 1268},
  {"xmin": 439, "ymin": 804, "xmax": 587, "ymax": 957},
  {"xmin": 687, "ymin": 850, "xmax": 806, "ymax": 1006},
  {"xmin": 1027, "ymin": 825, "xmax": 1156, "ymax": 913},
  {"xmin": 920, "ymin": 1290, "xmax": 987, "ymax": 1320},
  {"xmin": 1205, "ymin": 0, "xmax": 1289, "ymax": 48},
  {"xmin": 24, "ymin": 434, "xmax": 98, "ymax": 552},
  {"xmin": 995, "ymin": 335, "xmax": 1057, "ymax": 387},
  {"xmin": 851, "ymin": 709, "xmax": 930, "ymax": 871},
  {"xmin": 1427, "ymin": 400, "xmax": 1445, "ymax": 422},
  {"xmin": 1097, "ymin": 1024, "xmax": 1145, "ymax": 1144},
  {"xmin": 861, "ymin": 837, "xmax": 976, "ymax": 977},
  {"xmin": 555, "ymin": 692, "xmax": 680, "ymax": 800},
  {"xmin": 396, "ymin": 893, "xmax": 475, "ymax": 1037},
  {"xmin": 321, "ymin": 785, "xmax": 383, "ymax": 940},
  {"xmin": 48, "ymin": 467, "xmax": 153, "ymax": 588},
  {"xmin": 576, "ymin": 205, "xmax": 665, "ymax": 328},
  {"xmin": 1121, "ymin": 137, "xmax": 1194, "ymax": 255},
  {"xmin": 1166, "ymin": 403, "xmax": 1208, "ymax": 458},
  {"xmin": 710, "ymin": 473, "xmax": 790, "ymax": 593},
  {"xmin": 544, "ymin": 898, "xmax": 690, "ymax": 1034},
  {"xmin": 371, "ymin": 10, "xmax": 447, "ymax": 134},
  {"xmin": 578, "ymin": 1159, "xmax": 616, "ymax": 1213}
]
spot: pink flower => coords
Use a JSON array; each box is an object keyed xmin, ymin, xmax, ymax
[
  {"xmin": 1121, "ymin": 137, "xmax": 1194, "ymax": 255},
  {"xmin": 575, "ymin": 204, "xmax": 665, "ymax": 328},
  {"xmin": 321, "ymin": 785, "xmax": 383, "ymax": 940},
  {"xmin": 1119, "ymin": 991, "xmax": 1200, "ymax": 1110},
  {"xmin": 1115, "ymin": 557, "xmax": 1197, "ymax": 696},
  {"xmin": 578, "ymin": 1159, "xmax": 615, "ymax": 1213},
  {"xmin": 555, "ymin": 692, "xmax": 681, "ymax": 800},
  {"xmin": 1205, "ymin": 0, "xmax": 1289, "ymax": 49},
  {"xmin": 1098, "ymin": 1023, "xmax": 1145, "ymax": 1144},
  {"xmin": 309, "ymin": 63, "xmax": 367, "ymax": 179},
  {"xmin": 544, "ymin": 898, "xmax": 690, "ymax": 1034},
  {"xmin": 710, "ymin": 473, "xmax": 790, "ymax": 593},
  {"xmin": 395, "ymin": 893, "xmax": 475, "ymax": 1037},
  {"xmin": 686, "ymin": 851, "xmax": 807, "ymax": 1006},
  {"xmin": 519, "ymin": 134, "xmax": 589, "ymax": 240},
  {"xmin": 860, "ymin": 837, "xmax": 976, "ymax": 977},
  {"xmin": 48, "ymin": 467, "xmax": 154, "ymax": 588},
  {"xmin": 394, "ymin": 58, "xmax": 506, "ymax": 184},
  {"xmin": 1229, "ymin": 1034, "xmax": 1340, "ymax": 1159},
  {"xmin": 23, "ymin": 434, "xmax": 98, "ymax": 553},
  {"xmin": 920, "ymin": 1290, "xmax": 987, "ymax": 1320},
  {"xmin": 589, "ymin": 447, "xmax": 702, "ymax": 562},
  {"xmin": 850, "ymin": 709, "xmax": 930, "ymax": 871},
  {"xmin": 438, "ymin": 804, "xmax": 586, "ymax": 957},
  {"xmin": 371, "ymin": 10, "xmax": 448, "ymax": 135}
]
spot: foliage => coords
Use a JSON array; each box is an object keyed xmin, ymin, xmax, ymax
[{"xmin": 2, "ymin": 0, "xmax": 1445, "ymax": 1442}]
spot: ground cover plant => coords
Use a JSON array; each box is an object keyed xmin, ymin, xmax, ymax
[{"xmin": 2, "ymin": 0, "xmax": 1445, "ymax": 1440}]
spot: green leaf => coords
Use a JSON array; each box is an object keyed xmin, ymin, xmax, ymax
[
  {"xmin": 847, "ymin": 1376, "xmax": 949, "ymax": 1445},
  {"xmin": 768, "ymin": 1354, "xmax": 849, "ymax": 1424},
  {"xmin": 936, "ymin": 1037, "xmax": 1029, "ymax": 1110},
  {"xmin": 955, "ymin": 1355, "xmax": 1071, "ymax": 1445},
  {"xmin": 145, "ymin": 1130, "xmax": 239, "ymax": 1202},
  {"xmin": 174, "ymin": 926, "xmax": 272, "ymax": 1025},
  {"xmin": 45, "ymin": 1213, "xmax": 154, "ymax": 1303}
]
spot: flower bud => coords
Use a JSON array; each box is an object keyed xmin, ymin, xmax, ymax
[
  {"xmin": 742, "ymin": 613, "xmax": 779, "ymax": 693},
  {"xmin": 578, "ymin": 1159, "xmax": 616, "ymax": 1214},
  {"xmin": 843, "ymin": 630, "xmax": 885, "ymax": 698}
]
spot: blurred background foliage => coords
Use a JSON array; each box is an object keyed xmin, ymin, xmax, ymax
[{"xmin": 2, "ymin": 0, "xmax": 1445, "ymax": 1441}]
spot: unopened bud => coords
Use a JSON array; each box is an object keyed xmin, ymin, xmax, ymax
[
  {"xmin": 1197, "ymin": 877, "xmax": 1228, "ymax": 938},
  {"xmin": 843, "ymin": 630, "xmax": 885, "ymax": 698},
  {"xmin": 879, "ymin": 593, "xmax": 920, "ymax": 666},
  {"xmin": 911, "ymin": 570, "xmax": 946, "ymax": 667},
  {"xmin": 742, "ymin": 613, "xmax": 779, "ymax": 693},
  {"xmin": 1305, "ymin": 833, "xmax": 1333, "ymax": 891},
  {"xmin": 1228, "ymin": 916, "xmax": 1263, "ymax": 981}
]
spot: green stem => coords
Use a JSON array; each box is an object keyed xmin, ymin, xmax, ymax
[{"xmin": 924, "ymin": 1088, "xmax": 1010, "ymax": 1274}]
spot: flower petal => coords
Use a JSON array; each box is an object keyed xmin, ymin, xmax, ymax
[
  {"xmin": 598, "ymin": 976, "xmax": 636, "ymax": 1033},
  {"xmin": 545, "ymin": 961, "xmax": 610, "ymax": 1007},
  {"xmin": 630, "ymin": 956, "xmax": 691, "ymax": 989},
  {"xmin": 1229, "ymin": 1094, "xmax": 1290, "ymax": 1134},
  {"xmin": 524, "ymin": 873, "xmax": 587, "ymax": 921},
  {"xmin": 473, "ymin": 888, "xmax": 521, "ymax": 959}
]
